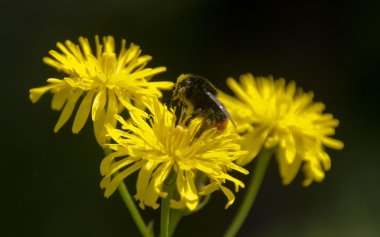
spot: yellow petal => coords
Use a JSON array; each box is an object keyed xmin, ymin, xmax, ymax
[
  {"xmin": 228, "ymin": 162, "xmax": 249, "ymax": 175},
  {"xmin": 170, "ymin": 199, "xmax": 187, "ymax": 210},
  {"xmin": 199, "ymin": 182, "xmax": 219, "ymax": 195},
  {"xmin": 51, "ymin": 88, "xmax": 70, "ymax": 110},
  {"xmin": 277, "ymin": 148, "xmax": 302, "ymax": 185},
  {"xmin": 100, "ymin": 150, "xmax": 127, "ymax": 175},
  {"xmin": 93, "ymin": 109, "xmax": 106, "ymax": 144},
  {"xmin": 78, "ymin": 37, "xmax": 93, "ymax": 57},
  {"xmin": 54, "ymin": 89, "xmax": 83, "ymax": 132},
  {"xmin": 92, "ymin": 89, "xmax": 107, "ymax": 121},
  {"xmin": 284, "ymin": 133, "xmax": 296, "ymax": 164},
  {"xmin": 136, "ymin": 161, "xmax": 157, "ymax": 203},
  {"xmin": 319, "ymin": 151, "xmax": 331, "ymax": 170},
  {"xmin": 302, "ymin": 161, "xmax": 325, "ymax": 186},
  {"xmin": 72, "ymin": 90, "xmax": 95, "ymax": 133},
  {"xmin": 226, "ymin": 77, "xmax": 251, "ymax": 104},
  {"xmin": 148, "ymin": 81, "xmax": 174, "ymax": 90},
  {"xmin": 236, "ymin": 126, "xmax": 268, "ymax": 166},
  {"xmin": 108, "ymin": 157, "xmax": 137, "ymax": 177},
  {"xmin": 152, "ymin": 161, "xmax": 173, "ymax": 195},
  {"xmin": 322, "ymin": 137, "xmax": 344, "ymax": 150},
  {"xmin": 176, "ymin": 170, "xmax": 199, "ymax": 211},
  {"xmin": 105, "ymin": 90, "xmax": 118, "ymax": 122},
  {"xmin": 119, "ymin": 97, "xmax": 149, "ymax": 119},
  {"xmin": 102, "ymin": 160, "xmax": 145, "ymax": 198},
  {"xmin": 223, "ymin": 174, "xmax": 246, "ymax": 192},
  {"xmin": 302, "ymin": 177, "xmax": 313, "ymax": 187},
  {"xmin": 220, "ymin": 186, "xmax": 235, "ymax": 209},
  {"xmin": 29, "ymin": 85, "xmax": 56, "ymax": 103},
  {"xmin": 43, "ymin": 57, "xmax": 62, "ymax": 70},
  {"xmin": 140, "ymin": 179, "xmax": 160, "ymax": 209}
]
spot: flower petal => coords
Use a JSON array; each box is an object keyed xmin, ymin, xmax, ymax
[
  {"xmin": 54, "ymin": 89, "xmax": 83, "ymax": 132},
  {"xmin": 220, "ymin": 186, "xmax": 235, "ymax": 209},
  {"xmin": 72, "ymin": 90, "xmax": 95, "ymax": 133},
  {"xmin": 92, "ymin": 89, "xmax": 107, "ymax": 121}
]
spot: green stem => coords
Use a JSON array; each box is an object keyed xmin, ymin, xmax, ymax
[
  {"xmin": 117, "ymin": 182, "xmax": 152, "ymax": 237},
  {"xmin": 160, "ymin": 173, "xmax": 176, "ymax": 237},
  {"xmin": 168, "ymin": 209, "xmax": 184, "ymax": 237},
  {"xmin": 103, "ymin": 148, "xmax": 152, "ymax": 237},
  {"xmin": 223, "ymin": 148, "xmax": 273, "ymax": 237}
]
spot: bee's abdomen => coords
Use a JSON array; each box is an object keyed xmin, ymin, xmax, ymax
[
  {"xmin": 216, "ymin": 119, "xmax": 229, "ymax": 132},
  {"xmin": 203, "ymin": 104, "xmax": 227, "ymax": 123}
]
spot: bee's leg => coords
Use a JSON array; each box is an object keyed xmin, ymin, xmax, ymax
[
  {"xmin": 191, "ymin": 108, "xmax": 203, "ymax": 117},
  {"xmin": 186, "ymin": 108, "xmax": 205, "ymax": 137},
  {"xmin": 194, "ymin": 118, "xmax": 212, "ymax": 138},
  {"xmin": 185, "ymin": 108, "xmax": 202, "ymax": 126},
  {"xmin": 177, "ymin": 103, "xmax": 191, "ymax": 125}
]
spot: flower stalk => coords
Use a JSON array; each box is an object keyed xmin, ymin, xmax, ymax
[
  {"xmin": 160, "ymin": 172, "xmax": 177, "ymax": 237},
  {"xmin": 103, "ymin": 148, "xmax": 151, "ymax": 237},
  {"xmin": 118, "ymin": 181, "xmax": 153, "ymax": 237},
  {"xmin": 168, "ymin": 209, "xmax": 185, "ymax": 237},
  {"xmin": 224, "ymin": 148, "xmax": 273, "ymax": 237}
]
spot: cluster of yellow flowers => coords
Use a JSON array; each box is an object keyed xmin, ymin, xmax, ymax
[{"xmin": 30, "ymin": 36, "xmax": 343, "ymax": 212}]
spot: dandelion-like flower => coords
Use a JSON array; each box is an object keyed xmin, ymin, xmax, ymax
[
  {"xmin": 29, "ymin": 36, "xmax": 173, "ymax": 143},
  {"xmin": 100, "ymin": 97, "xmax": 248, "ymax": 211},
  {"xmin": 218, "ymin": 73, "xmax": 344, "ymax": 186}
]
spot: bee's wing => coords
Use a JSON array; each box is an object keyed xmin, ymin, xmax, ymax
[{"xmin": 205, "ymin": 91, "xmax": 237, "ymax": 129}]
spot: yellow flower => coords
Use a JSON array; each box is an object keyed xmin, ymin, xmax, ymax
[
  {"xmin": 100, "ymin": 97, "xmax": 248, "ymax": 211},
  {"xmin": 218, "ymin": 73, "xmax": 344, "ymax": 186},
  {"xmin": 29, "ymin": 36, "xmax": 173, "ymax": 143}
]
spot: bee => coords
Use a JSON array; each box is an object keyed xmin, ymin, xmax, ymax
[{"xmin": 172, "ymin": 74, "xmax": 236, "ymax": 133}]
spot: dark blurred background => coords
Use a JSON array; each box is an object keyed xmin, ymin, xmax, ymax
[{"xmin": 2, "ymin": 0, "xmax": 379, "ymax": 236}]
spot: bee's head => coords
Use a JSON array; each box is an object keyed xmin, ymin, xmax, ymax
[{"xmin": 172, "ymin": 74, "xmax": 194, "ymax": 101}]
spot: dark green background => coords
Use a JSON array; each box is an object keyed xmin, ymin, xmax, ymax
[{"xmin": 2, "ymin": 0, "xmax": 379, "ymax": 236}]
